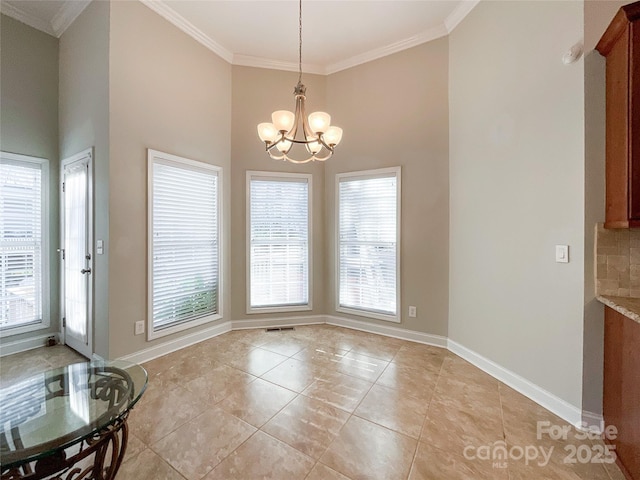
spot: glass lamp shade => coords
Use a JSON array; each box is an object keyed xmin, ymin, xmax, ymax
[
  {"xmin": 306, "ymin": 138, "xmax": 322, "ymax": 154},
  {"xmin": 272, "ymin": 110, "xmax": 295, "ymax": 132},
  {"xmin": 308, "ymin": 112, "xmax": 331, "ymax": 134},
  {"xmin": 276, "ymin": 139, "xmax": 292, "ymax": 153},
  {"xmin": 257, "ymin": 123, "xmax": 278, "ymax": 143},
  {"xmin": 323, "ymin": 126, "xmax": 343, "ymax": 146}
]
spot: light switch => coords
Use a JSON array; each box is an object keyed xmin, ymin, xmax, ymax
[
  {"xmin": 555, "ymin": 245, "xmax": 569, "ymax": 263},
  {"xmin": 96, "ymin": 240, "xmax": 104, "ymax": 255}
]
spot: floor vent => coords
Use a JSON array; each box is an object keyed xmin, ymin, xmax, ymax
[{"xmin": 265, "ymin": 327, "xmax": 296, "ymax": 332}]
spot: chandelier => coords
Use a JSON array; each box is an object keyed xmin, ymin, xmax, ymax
[{"xmin": 257, "ymin": 0, "xmax": 343, "ymax": 164}]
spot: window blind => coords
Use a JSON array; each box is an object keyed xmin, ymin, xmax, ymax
[
  {"xmin": 338, "ymin": 171, "xmax": 399, "ymax": 317},
  {"xmin": 151, "ymin": 159, "xmax": 219, "ymax": 331},
  {"xmin": 0, "ymin": 160, "xmax": 44, "ymax": 329},
  {"xmin": 249, "ymin": 175, "xmax": 310, "ymax": 309}
]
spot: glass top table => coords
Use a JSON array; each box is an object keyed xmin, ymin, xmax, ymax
[{"xmin": 0, "ymin": 360, "xmax": 147, "ymax": 480}]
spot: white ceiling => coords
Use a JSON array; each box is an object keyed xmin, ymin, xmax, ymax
[{"xmin": 0, "ymin": 0, "xmax": 479, "ymax": 74}]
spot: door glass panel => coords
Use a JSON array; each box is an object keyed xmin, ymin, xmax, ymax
[{"xmin": 64, "ymin": 163, "xmax": 87, "ymax": 344}]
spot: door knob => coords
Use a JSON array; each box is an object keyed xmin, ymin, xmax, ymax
[{"xmin": 81, "ymin": 268, "xmax": 92, "ymax": 274}]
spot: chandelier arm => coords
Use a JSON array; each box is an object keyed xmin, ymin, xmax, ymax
[
  {"xmin": 316, "ymin": 135, "xmax": 333, "ymax": 151},
  {"xmin": 267, "ymin": 149, "xmax": 334, "ymax": 164}
]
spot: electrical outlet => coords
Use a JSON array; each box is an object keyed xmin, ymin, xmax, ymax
[
  {"xmin": 408, "ymin": 306, "xmax": 417, "ymax": 318},
  {"xmin": 135, "ymin": 321, "xmax": 145, "ymax": 335}
]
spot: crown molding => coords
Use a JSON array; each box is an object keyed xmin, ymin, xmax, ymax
[
  {"xmin": 51, "ymin": 0, "xmax": 90, "ymax": 37},
  {"xmin": 0, "ymin": 1, "xmax": 56, "ymax": 36},
  {"xmin": 140, "ymin": 0, "xmax": 234, "ymax": 63},
  {"xmin": 445, "ymin": 0, "xmax": 481, "ymax": 33},
  {"xmin": 233, "ymin": 54, "xmax": 326, "ymax": 76},
  {"xmin": 325, "ymin": 24, "xmax": 449, "ymax": 75}
]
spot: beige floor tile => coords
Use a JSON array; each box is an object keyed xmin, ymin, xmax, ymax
[
  {"xmin": 375, "ymin": 362, "xmax": 439, "ymax": 402},
  {"xmin": 224, "ymin": 347, "xmax": 288, "ymax": 376},
  {"xmin": 347, "ymin": 340, "xmax": 402, "ymax": 362},
  {"xmin": 203, "ymin": 430, "xmax": 314, "ymax": 480},
  {"xmin": 430, "ymin": 376, "xmax": 502, "ymax": 420},
  {"xmin": 320, "ymin": 416, "xmax": 417, "ymax": 480},
  {"xmin": 152, "ymin": 407, "xmax": 256, "ymax": 480},
  {"xmin": 128, "ymin": 385, "xmax": 207, "ymax": 445},
  {"xmin": 142, "ymin": 350, "xmax": 186, "ymax": 378},
  {"xmin": 116, "ymin": 448, "xmax": 185, "ymax": 480},
  {"xmin": 302, "ymin": 371, "xmax": 373, "ymax": 412},
  {"xmin": 0, "ymin": 354, "xmax": 53, "ymax": 387},
  {"xmin": 305, "ymin": 462, "xmax": 351, "ymax": 480},
  {"xmin": 215, "ymin": 328, "xmax": 274, "ymax": 346},
  {"xmin": 336, "ymin": 352, "xmax": 389, "ymax": 382},
  {"xmin": 508, "ymin": 460, "xmax": 611, "ymax": 480},
  {"xmin": 391, "ymin": 344, "xmax": 446, "ymax": 373},
  {"xmin": 409, "ymin": 441, "xmax": 509, "ymax": 480},
  {"xmin": 262, "ymin": 395, "xmax": 350, "ymax": 460},
  {"xmin": 43, "ymin": 345, "xmax": 87, "ymax": 368},
  {"xmin": 442, "ymin": 355, "xmax": 500, "ymax": 388},
  {"xmin": 420, "ymin": 398, "xmax": 504, "ymax": 457},
  {"xmin": 292, "ymin": 345, "xmax": 349, "ymax": 369},
  {"xmin": 207, "ymin": 340, "xmax": 256, "ymax": 364},
  {"xmin": 218, "ymin": 377, "xmax": 296, "ymax": 427},
  {"xmin": 152, "ymin": 354, "xmax": 219, "ymax": 386},
  {"xmin": 183, "ymin": 364, "xmax": 255, "ymax": 405},
  {"xmin": 355, "ymin": 383, "xmax": 429, "ymax": 439},
  {"xmin": 261, "ymin": 357, "xmax": 334, "ymax": 393},
  {"xmin": 259, "ymin": 336, "xmax": 311, "ymax": 357},
  {"xmin": 123, "ymin": 432, "xmax": 147, "ymax": 462}
]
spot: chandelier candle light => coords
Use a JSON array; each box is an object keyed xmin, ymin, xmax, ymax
[{"xmin": 257, "ymin": 0, "xmax": 343, "ymax": 164}]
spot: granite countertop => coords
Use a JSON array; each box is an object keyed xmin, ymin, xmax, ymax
[{"xmin": 597, "ymin": 295, "xmax": 640, "ymax": 324}]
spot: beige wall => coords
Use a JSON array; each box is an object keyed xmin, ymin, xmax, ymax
[
  {"xmin": 325, "ymin": 39, "xmax": 450, "ymax": 336},
  {"xmin": 231, "ymin": 66, "xmax": 326, "ymax": 321},
  {"xmin": 108, "ymin": 1, "xmax": 232, "ymax": 358},
  {"xmin": 449, "ymin": 1, "xmax": 585, "ymax": 407},
  {"xmin": 59, "ymin": 0, "xmax": 110, "ymax": 358},
  {"xmin": 0, "ymin": 14, "xmax": 60, "ymax": 345},
  {"xmin": 584, "ymin": 0, "xmax": 630, "ymax": 51}
]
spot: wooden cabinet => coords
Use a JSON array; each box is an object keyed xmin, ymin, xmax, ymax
[
  {"xmin": 604, "ymin": 306, "xmax": 640, "ymax": 480},
  {"xmin": 597, "ymin": 2, "xmax": 640, "ymax": 228}
]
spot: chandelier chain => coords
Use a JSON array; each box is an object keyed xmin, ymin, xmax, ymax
[{"xmin": 298, "ymin": 0, "xmax": 302, "ymax": 84}]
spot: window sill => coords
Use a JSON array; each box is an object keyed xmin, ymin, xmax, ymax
[
  {"xmin": 246, "ymin": 304, "xmax": 313, "ymax": 315},
  {"xmin": 336, "ymin": 306, "xmax": 400, "ymax": 323},
  {"xmin": 0, "ymin": 320, "xmax": 50, "ymax": 338},
  {"xmin": 147, "ymin": 313, "xmax": 222, "ymax": 341}
]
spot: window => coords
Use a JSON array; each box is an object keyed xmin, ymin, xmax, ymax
[
  {"xmin": 247, "ymin": 172, "xmax": 312, "ymax": 313},
  {"xmin": 337, "ymin": 167, "xmax": 401, "ymax": 322},
  {"xmin": 148, "ymin": 150, "xmax": 221, "ymax": 339},
  {"xmin": 0, "ymin": 152, "xmax": 50, "ymax": 336}
]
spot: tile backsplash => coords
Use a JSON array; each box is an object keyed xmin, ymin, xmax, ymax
[{"xmin": 596, "ymin": 223, "xmax": 640, "ymax": 297}]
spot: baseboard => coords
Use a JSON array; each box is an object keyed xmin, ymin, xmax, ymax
[
  {"xmin": 581, "ymin": 410, "xmax": 604, "ymax": 434},
  {"xmin": 0, "ymin": 333, "xmax": 58, "ymax": 357},
  {"xmin": 118, "ymin": 321, "xmax": 232, "ymax": 364},
  {"xmin": 231, "ymin": 315, "xmax": 325, "ymax": 330},
  {"xmin": 326, "ymin": 315, "xmax": 448, "ymax": 348},
  {"xmin": 447, "ymin": 339, "xmax": 583, "ymax": 427}
]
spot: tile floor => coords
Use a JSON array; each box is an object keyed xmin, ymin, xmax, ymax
[{"xmin": 0, "ymin": 325, "xmax": 626, "ymax": 480}]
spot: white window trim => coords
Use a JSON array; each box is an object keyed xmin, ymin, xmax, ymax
[
  {"xmin": 147, "ymin": 149, "xmax": 223, "ymax": 340},
  {"xmin": 246, "ymin": 171, "xmax": 313, "ymax": 314},
  {"xmin": 0, "ymin": 151, "xmax": 51, "ymax": 337},
  {"xmin": 335, "ymin": 166, "xmax": 401, "ymax": 323}
]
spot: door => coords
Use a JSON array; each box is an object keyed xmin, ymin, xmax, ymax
[{"xmin": 61, "ymin": 149, "xmax": 93, "ymax": 358}]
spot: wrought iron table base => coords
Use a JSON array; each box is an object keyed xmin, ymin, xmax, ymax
[{"xmin": 1, "ymin": 415, "xmax": 129, "ymax": 480}]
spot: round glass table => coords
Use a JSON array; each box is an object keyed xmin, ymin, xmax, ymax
[{"xmin": 0, "ymin": 360, "xmax": 147, "ymax": 480}]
